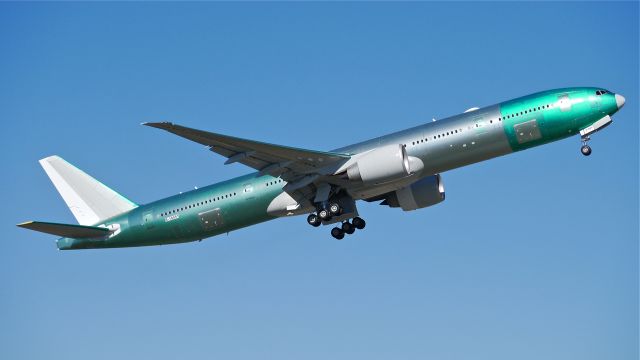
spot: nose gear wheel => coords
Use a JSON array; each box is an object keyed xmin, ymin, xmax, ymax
[{"xmin": 580, "ymin": 136, "xmax": 592, "ymax": 156}]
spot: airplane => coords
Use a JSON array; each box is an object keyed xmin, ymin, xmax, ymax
[{"xmin": 18, "ymin": 87, "xmax": 626, "ymax": 249}]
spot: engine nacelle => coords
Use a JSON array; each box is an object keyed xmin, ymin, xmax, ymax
[
  {"xmin": 345, "ymin": 144, "xmax": 423, "ymax": 184},
  {"xmin": 380, "ymin": 174, "xmax": 445, "ymax": 211}
]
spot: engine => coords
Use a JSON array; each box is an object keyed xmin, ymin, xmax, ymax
[
  {"xmin": 345, "ymin": 144, "xmax": 424, "ymax": 184},
  {"xmin": 378, "ymin": 174, "xmax": 445, "ymax": 211}
]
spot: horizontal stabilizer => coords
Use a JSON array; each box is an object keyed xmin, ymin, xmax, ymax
[{"xmin": 17, "ymin": 221, "xmax": 111, "ymax": 238}]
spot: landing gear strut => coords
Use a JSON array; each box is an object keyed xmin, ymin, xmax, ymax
[
  {"xmin": 581, "ymin": 136, "xmax": 592, "ymax": 156},
  {"xmin": 308, "ymin": 188, "xmax": 363, "ymax": 239}
]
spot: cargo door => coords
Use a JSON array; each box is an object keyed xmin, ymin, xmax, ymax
[
  {"xmin": 513, "ymin": 119, "xmax": 542, "ymax": 144},
  {"xmin": 198, "ymin": 209, "xmax": 224, "ymax": 231}
]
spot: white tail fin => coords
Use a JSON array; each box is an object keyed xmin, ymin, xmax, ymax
[{"xmin": 39, "ymin": 156, "xmax": 138, "ymax": 225}]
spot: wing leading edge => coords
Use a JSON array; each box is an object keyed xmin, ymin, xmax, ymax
[{"xmin": 143, "ymin": 122, "xmax": 351, "ymax": 181}]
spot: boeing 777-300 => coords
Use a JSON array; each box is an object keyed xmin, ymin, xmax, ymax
[{"xmin": 18, "ymin": 87, "xmax": 626, "ymax": 249}]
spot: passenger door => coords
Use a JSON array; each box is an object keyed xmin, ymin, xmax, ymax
[
  {"xmin": 142, "ymin": 210, "xmax": 155, "ymax": 230},
  {"xmin": 243, "ymin": 183, "xmax": 255, "ymax": 201},
  {"xmin": 473, "ymin": 113, "xmax": 488, "ymax": 135}
]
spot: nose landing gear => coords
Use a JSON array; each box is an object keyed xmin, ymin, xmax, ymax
[{"xmin": 580, "ymin": 135, "xmax": 592, "ymax": 156}]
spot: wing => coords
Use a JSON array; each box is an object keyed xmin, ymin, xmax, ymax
[{"xmin": 143, "ymin": 122, "xmax": 351, "ymax": 183}]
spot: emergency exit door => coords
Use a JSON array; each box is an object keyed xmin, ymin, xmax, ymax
[{"xmin": 143, "ymin": 210, "xmax": 155, "ymax": 230}]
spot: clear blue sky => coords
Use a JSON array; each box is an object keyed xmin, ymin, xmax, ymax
[{"xmin": 1, "ymin": 2, "xmax": 637, "ymax": 359}]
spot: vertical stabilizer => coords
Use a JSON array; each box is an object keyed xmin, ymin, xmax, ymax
[{"xmin": 39, "ymin": 156, "xmax": 138, "ymax": 225}]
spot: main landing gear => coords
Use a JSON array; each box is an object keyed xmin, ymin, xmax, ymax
[
  {"xmin": 328, "ymin": 217, "xmax": 366, "ymax": 240},
  {"xmin": 580, "ymin": 136, "xmax": 592, "ymax": 156},
  {"xmin": 306, "ymin": 202, "xmax": 366, "ymax": 240}
]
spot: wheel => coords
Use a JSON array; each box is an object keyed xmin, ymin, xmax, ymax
[
  {"xmin": 581, "ymin": 144, "xmax": 592, "ymax": 156},
  {"xmin": 352, "ymin": 217, "xmax": 366, "ymax": 230},
  {"xmin": 331, "ymin": 227, "xmax": 344, "ymax": 240},
  {"xmin": 329, "ymin": 202, "xmax": 342, "ymax": 215},
  {"xmin": 342, "ymin": 221, "xmax": 355, "ymax": 234},
  {"xmin": 318, "ymin": 208, "xmax": 331, "ymax": 220},
  {"xmin": 307, "ymin": 213, "xmax": 321, "ymax": 227}
]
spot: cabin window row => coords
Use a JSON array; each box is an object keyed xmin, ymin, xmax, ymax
[
  {"xmin": 502, "ymin": 103, "xmax": 554, "ymax": 121},
  {"xmin": 160, "ymin": 192, "xmax": 238, "ymax": 216},
  {"xmin": 411, "ymin": 128, "xmax": 465, "ymax": 145},
  {"xmin": 410, "ymin": 102, "xmax": 556, "ymax": 147},
  {"xmin": 265, "ymin": 179, "xmax": 284, "ymax": 186}
]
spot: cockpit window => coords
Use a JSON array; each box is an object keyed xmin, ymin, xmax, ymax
[{"xmin": 596, "ymin": 90, "xmax": 609, "ymax": 96}]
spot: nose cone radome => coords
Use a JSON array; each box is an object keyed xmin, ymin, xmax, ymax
[{"xmin": 615, "ymin": 94, "xmax": 626, "ymax": 109}]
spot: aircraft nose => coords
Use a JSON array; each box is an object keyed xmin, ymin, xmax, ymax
[{"xmin": 615, "ymin": 93, "xmax": 626, "ymax": 109}]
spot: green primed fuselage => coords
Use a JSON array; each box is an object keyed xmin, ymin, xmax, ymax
[{"xmin": 56, "ymin": 87, "xmax": 621, "ymax": 250}]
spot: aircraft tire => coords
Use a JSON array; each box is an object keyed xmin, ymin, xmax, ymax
[
  {"xmin": 331, "ymin": 227, "xmax": 344, "ymax": 240},
  {"xmin": 318, "ymin": 208, "xmax": 331, "ymax": 220},
  {"xmin": 342, "ymin": 221, "xmax": 355, "ymax": 234},
  {"xmin": 307, "ymin": 214, "xmax": 321, "ymax": 227},
  {"xmin": 352, "ymin": 217, "xmax": 366, "ymax": 230},
  {"xmin": 329, "ymin": 202, "xmax": 342, "ymax": 215}
]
